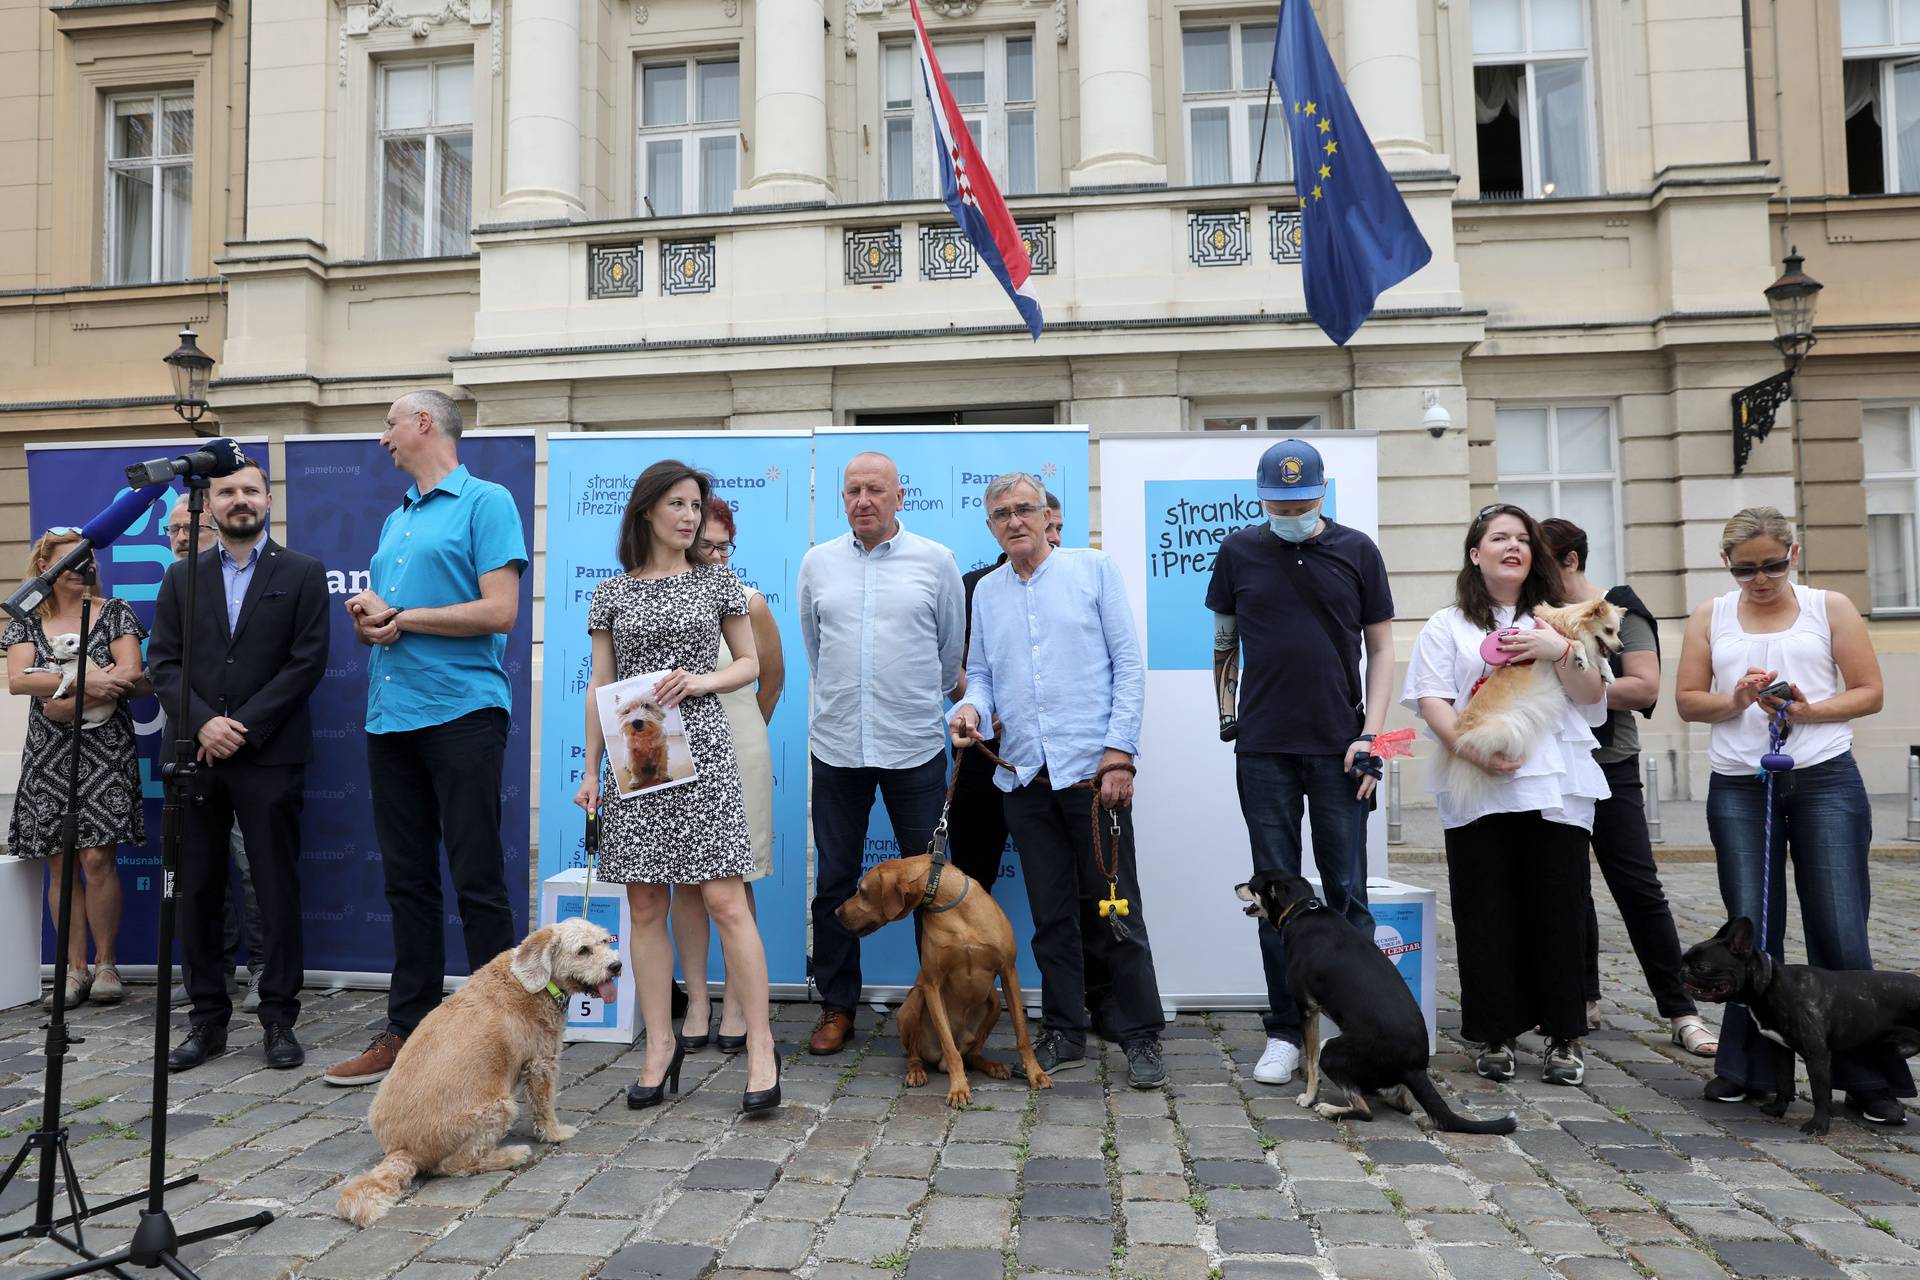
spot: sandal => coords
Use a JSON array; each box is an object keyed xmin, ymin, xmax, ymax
[
  {"xmin": 42, "ymin": 970, "xmax": 91, "ymax": 1009},
  {"xmin": 90, "ymin": 966, "xmax": 125, "ymax": 1003},
  {"xmin": 1672, "ymin": 1015, "xmax": 1718, "ymax": 1058}
]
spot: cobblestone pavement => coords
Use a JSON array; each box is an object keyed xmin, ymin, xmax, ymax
[{"xmin": 5, "ymin": 861, "xmax": 1920, "ymax": 1279}]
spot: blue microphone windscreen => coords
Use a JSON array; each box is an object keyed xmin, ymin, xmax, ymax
[{"xmin": 79, "ymin": 482, "xmax": 170, "ymax": 547}]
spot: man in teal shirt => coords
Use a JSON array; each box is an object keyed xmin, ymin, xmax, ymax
[{"xmin": 326, "ymin": 389, "xmax": 528, "ymax": 1087}]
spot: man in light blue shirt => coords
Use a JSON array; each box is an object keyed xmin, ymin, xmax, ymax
[
  {"xmin": 796, "ymin": 451, "xmax": 965, "ymax": 1054},
  {"xmin": 951, "ymin": 472, "xmax": 1166, "ymax": 1089},
  {"xmin": 328, "ymin": 389, "xmax": 528, "ymax": 1087}
]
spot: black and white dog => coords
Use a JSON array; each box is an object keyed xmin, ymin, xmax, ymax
[
  {"xmin": 1681, "ymin": 917, "xmax": 1920, "ymax": 1135},
  {"xmin": 1235, "ymin": 870, "xmax": 1515, "ymax": 1134}
]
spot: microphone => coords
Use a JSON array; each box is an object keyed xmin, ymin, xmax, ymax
[
  {"xmin": 3, "ymin": 482, "xmax": 169, "ymax": 623},
  {"xmin": 124, "ymin": 438, "xmax": 251, "ymax": 488}
]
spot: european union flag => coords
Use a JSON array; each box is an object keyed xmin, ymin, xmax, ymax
[{"xmin": 1273, "ymin": 0, "xmax": 1432, "ymax": 345}]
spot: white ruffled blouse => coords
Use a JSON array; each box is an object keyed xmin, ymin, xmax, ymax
[{"xmin": 1400, "ymin": 604, "xmax": 1613, "ymax": 833}]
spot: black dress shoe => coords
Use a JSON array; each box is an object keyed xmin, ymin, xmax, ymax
[
  {"xmin": 742, "ymin": 1058, "xmax": 782, "ymax": 1115},
  {"xmin": 263, "ymin": 1023, "xmax": 305, "ymax": 1070},
  {"xmin": 717, "ymin": 1032, "xmax": 747, "ymax": 1055},
  {"xmin": 626, "ymin": 1041, "xmax": 686, "ymax": 1110},
  {"xmin": 168, "ymin": 1027, "xmax": 227, "ymax": 1073}
]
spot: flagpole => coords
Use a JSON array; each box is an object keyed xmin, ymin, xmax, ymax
[{"xmin": 1254, "ymin": 77, "xmax": 1276, "ymax": 184}]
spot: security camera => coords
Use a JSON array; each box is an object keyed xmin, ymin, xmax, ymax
[{"xmin": 1421, "ymin": 390, "xmax": 1452, "ymax": 439}]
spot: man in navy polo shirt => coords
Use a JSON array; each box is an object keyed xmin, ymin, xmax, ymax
[
  {"xmin": 1207, "ymin": 439, "xmax": 1394, "ymax": 1088},
  {"xmin": 327, "ymin": 389, "xmax": 528, "ymax": 1087}
]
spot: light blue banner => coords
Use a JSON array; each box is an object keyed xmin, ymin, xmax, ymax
[
  {"xmin": 541, "ymin": 433, "xmax": 812, "ymax": 986},
  {"xmin": 811, "ymin": 427, "xmax": 1089, "ymax": 990}
]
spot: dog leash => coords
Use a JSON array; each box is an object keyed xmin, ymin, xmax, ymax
[
  {"xmin": 580, "ymin": 807, "xmax": 600, "ymax": 919},
  {"xmin": 1754, "ymin": 704, "xmax": 1794, "ymax": 954}
]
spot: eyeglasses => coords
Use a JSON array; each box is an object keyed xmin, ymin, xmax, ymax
[
  {"xmin": 165, "ymin": 522, "xmax": 215, "ymax": 536},
  {"xmin": 988, "ymin": 502, "xmax": 1044, "ymax": 525},
  {"xmin": 1726, "ymin": 556, "xmax": 1792, "ymax": 583},
  {"xmin": 697, "ymin": 539, "xmax": 736, "ymax": 555}
]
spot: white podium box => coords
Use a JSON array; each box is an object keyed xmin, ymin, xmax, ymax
[
  {"xmin": 537, "ymin": 868, "xmax": 636, "ymax": 1044},
  {"xmin": 0, "ymin": 856, "xmax": 42, "ymax": 1010},
  {"xmin": 1304, "ymin": 876, "xmax": 1439, "ymax": 1053}
]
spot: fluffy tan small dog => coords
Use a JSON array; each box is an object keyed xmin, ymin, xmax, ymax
[
  {"xmin": 1440, "ymin": 599, "xmax": 1625, "ymax": 807},
  {"xmin": 334, "ymin": 918, "xmax": 622, "ymax": 1227}
]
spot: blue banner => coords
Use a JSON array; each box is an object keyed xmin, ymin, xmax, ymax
[
  {"xmin": 24, "ymin": 440, "xmax": 266, "ymax": 964},
  {"xmin": 283, "ymin": 433, "xmax": 535, "ymax": 975},
  {"xmin": 540, "ymin": 433, "xmax": 812, "ymax": 987},
  {"xmin": 811, "ymin": 427, "xmax": 1089, "ymax": 989}
]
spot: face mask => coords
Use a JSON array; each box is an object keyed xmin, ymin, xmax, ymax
[{"xmin": 1268, "ymin": 509, "xmax": 1320, "ymax": 543}]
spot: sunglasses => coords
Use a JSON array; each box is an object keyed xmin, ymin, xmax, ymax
[
  {"xmin": 1726, "ymin": 556, "xmax": 1792, "ymax": 583},
  {"xmin": 1476, "ymin": 503, "xmax": 1529, "ymax": 522}
]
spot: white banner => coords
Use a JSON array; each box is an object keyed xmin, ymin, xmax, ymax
[{"xmin": 1100, "ymin": 432, "xmax": 1384, "ymax": 1008}]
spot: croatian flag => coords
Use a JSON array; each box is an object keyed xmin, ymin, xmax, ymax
[{"xmin": 908, "ymin": 0, "xmax": 1044, "ymax": 339}]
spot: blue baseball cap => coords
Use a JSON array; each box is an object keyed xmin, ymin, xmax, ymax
[{"xmin": 1256, "ymin": 439, "xmax": 1327, "ymax": 501}]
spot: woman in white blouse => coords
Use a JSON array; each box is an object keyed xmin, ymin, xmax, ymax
[{"xmin": 1402, "ymin": 504, "xmax": 1609, "ymax": 1087}]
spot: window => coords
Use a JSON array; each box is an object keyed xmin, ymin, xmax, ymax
[
  {"xmin": 1865, "ymin": 403, "xmax": 1920, "ymax": 610},
  {"xmin": 377, "ymin": 60, "xmax": 473, "ymax": 258},
  {"xmin": 1841, "ymin": 2, "xmax": 1920, "ymax": 194},
  {"xmin": 851, "ymin": 404, "xmax": 1055, "ymax": 426},
  {"xmin": 1197, "ymin": 413, "xmax": 1323, "ymax": 433},
  {"xmin": 637, "ymin": 55, "xmax": 739, "ymax": 217},
  {"xmin": 105, "ymin": 93, "xmax": 192, "ymax": 284},
  {"xmin": 1180, "ymin": 23, "xmax": 1286, "ymax": 185},
  {"xmin": 1494, "ymin": 404, "xmax": 1621, "ymax": 585},
  {"xmin": 882, "ymin": 33, "xmax": 1036, "ymax": 200},
  {"xmin": 1471, "ymin": 0, "xmax": 1594, "ymax": 199}
]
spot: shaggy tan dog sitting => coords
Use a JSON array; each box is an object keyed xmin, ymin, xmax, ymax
[{"xmin": 335, "ymin": 918, "xmax": 622, "ymax": 1227}]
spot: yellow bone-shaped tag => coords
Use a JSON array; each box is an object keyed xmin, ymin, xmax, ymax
[{"xmin": 1097, "ymin": 883, "xmax": 1131, "ymax": 919}]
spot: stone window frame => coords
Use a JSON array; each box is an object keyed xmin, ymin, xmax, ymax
[
  {"xmin": 1468, "ymin": 0, "xmax": 1600, "ymax": 201},
  {"xmin": 102, "ymin": 90, "xmax": 196, "ymax": 286},
  {"xmin": 373, "ymin": 57, "xmax": 477, "ymax": 259},
  {"xmin": 1175, "ymin": 18, "xmax": 1289, "ymax": 187},
  {"xmin": 879, "ymin": 27, "xmax": 1040, "ymax": 201},
  {"xmin": 338, "ymin": 22, "xmax": 495, "ymax": 263},
  {"xmin": 1491, "ymin": 400, "xmax": 1626, "ymax": 586},
  {"xmin": 634, "ymin": 51, "xmax": 745, "ymax": 218},
  {"xmin": 1863, "ymin": 401, "xmax": 1920, "ymax": 613}
]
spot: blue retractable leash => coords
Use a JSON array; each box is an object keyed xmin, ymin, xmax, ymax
[{"xmin": 1755, "ymin": 702, "xmax": 1795, "ymax": 953}]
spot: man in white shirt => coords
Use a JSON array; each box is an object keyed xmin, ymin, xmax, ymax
[{"xmin": 797, "ymin": 452, "xmax": 966, "ymax": 1055}]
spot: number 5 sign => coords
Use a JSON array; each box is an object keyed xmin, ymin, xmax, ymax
[{"xmin": 538, "ymin": 868, "xmax": 634, "ymax": 1043}]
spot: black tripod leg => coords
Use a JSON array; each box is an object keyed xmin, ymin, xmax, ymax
[
  {"xmin": 55, "ymin": 1138, "xmax": 90, "ymax": 1253},
  {"xmin": 171, "ymin": 1209, "xmax": 273, "ymax": 1249},
  {"xmin": 0, "ymin": 1137, "xmax": 34, "ymax": 1198},
  {"xmin": 20, "ymin": 1248, "xmax": 132, "ymax": 1280}
]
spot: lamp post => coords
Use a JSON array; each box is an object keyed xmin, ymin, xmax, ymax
[
  {"xmin": 1732, "ymin": 245, "xmax": 1823, "ymax": 561},
  {"xmin": 163, "ymin": 326, "xmax": 214, "ymax": 427}
]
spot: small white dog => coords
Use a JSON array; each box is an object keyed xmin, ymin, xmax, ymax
[{"xmin": 31, "ymin": 634, "xmax": 115, "ymax": 729}]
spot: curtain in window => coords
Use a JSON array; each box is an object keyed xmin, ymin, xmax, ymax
[
  {"xmin": 112, "ymin": 166, "xmax": 154, "ymax": 283},
  {"xmin": 1190, "ymin": 107, "xmax": 1232, "ymax": 184},
  {"xmin": 699, "ymin": 135, "xmax": 736, "ymax": 214},
  {"xmin": 1895, "ymin": 60, "xmax": 1920, "ymax": 190},
  {"xmin": 1846, "ymin": 60, "xmax": 1882, "ymax": 121},
  {"xmin": 646, "ymin": 140, "xmax": 683, "ymax": 216},
  {"xmin": 161, "ymin": 164, "xmax": 191, "ymax": 279},
  {"xmin": 1534, "ymin": 61, "xmax": 1592, "ymax": 197},
  {"xmin": 382, "ymin": 137, "xmax": 427, "ymax": 258},
  {"xmin": 1475, "ymin": 64, "xmax": 1523, "ymax": 125},
  {"xmin": 438, "ymin": 134, "xmax": 474, "ymax": 254}
]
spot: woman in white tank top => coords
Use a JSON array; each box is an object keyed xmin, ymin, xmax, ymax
[{"xmin": 1675, "ymin": 507, "xmax": 1911, "ymax": 1122}]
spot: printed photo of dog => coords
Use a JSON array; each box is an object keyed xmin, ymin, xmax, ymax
[
  {"xmin": 1439, "ymin": 598, "xmax": 1624, "ymax": 807},
  {"xmin": 596, "ymin": 671, "xmax": 697, "ymax": 798}
]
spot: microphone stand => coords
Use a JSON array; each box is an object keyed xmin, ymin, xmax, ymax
[{"xmin": 25, "ymin": 478, "xmax": 271, "ymax": 1280}]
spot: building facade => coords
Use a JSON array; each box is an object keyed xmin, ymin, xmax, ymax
[{"xmin": 3, "ymin": 0, "xmax": 1917, "ymax": 809}]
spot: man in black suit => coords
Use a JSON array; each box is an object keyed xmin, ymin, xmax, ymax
[{"xmin": 150, "ymin": 462, "xmax": 330, "ymax": 1071}]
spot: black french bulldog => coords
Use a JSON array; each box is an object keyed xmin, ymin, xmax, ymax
[
  {"xmin": 1680, "ymin": 917, "xmax": 1920, "ymax": 1135},
  {"xmin": 1235, "ymin": 870, "xmax": 1515, "ymax": 1134}
]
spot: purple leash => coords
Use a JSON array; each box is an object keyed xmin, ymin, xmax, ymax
[{"xmin": 1756, "ymin": 706, "xmax": 1794, "ymax": 953}]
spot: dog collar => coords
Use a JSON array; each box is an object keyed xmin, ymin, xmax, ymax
[
  {"xmin": 923, "ymin": 874, "xmax": 971, "ymax": 915},
  {"xmin": 1273, "ymin": 896, "xmax": 1323, "ymax": 928},
  {"xmin": 544, "ymin": 981, "xmax": 567, "ymax": 1005},
  {"xmin": 1749, "ymin": 951, "xmax": 1776, "ymax": 997}
]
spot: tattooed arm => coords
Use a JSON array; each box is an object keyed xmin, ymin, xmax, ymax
[{"xmin": 1213, "ymin": 610, "xmax": 1240, "ymax": 741}]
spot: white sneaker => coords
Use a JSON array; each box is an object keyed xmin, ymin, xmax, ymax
[{"xmin": 1254, "ymin": 1038, "xmax": 1301, "ymax": 1085}]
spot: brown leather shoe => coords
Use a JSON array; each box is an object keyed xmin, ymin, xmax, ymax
[
  {"xmin": 325, "ymin": 1030, "xmax": 406, "ymax": 1086},
  {"xmin": 808, "ymin": 1010, "xmax": 853, "ymax": 1056}
]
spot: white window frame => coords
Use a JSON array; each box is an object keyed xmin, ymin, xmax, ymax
[
  {"xmin": 881, "ymin": 31, "xmax": 1037, "ymax": 201},
  {"xmin": 1841, "ymin": 0, "xmax": 1920, "ymax": 53},
  {"xmin": 375, "ymin": 57, "xmax": 475, "ymax": 259},
  {"xmin": 1471, "ymin": 0, "xmax": 1598, "ymax": 199},
  {"xmin": 1843, "ymin": 52, "xmax": 1920, "ymax": 193},
  {"xmin": 1179, "ymin": 21, "xmax": 1289, "ymax": 186},
  {"xmin": 1493, "ymin": 402, "xmax": 1625, "ymax": 581},
  {"xmin": 1864, "ymin": 401, "xmax": 1920, "ymax": 613},
  {"xmin": 1188, "ymin": 401, "xmax": 1327, "ymax": 433},
  {"xmin": 104, "ymin": 91, "xmax": 193, "ymax": 285},
  {"xmin": 635, "ymin": 53, "xmax": 742, "ymax": 218}
]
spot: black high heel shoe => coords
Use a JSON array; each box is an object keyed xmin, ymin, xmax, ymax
[
  {"xmin": 741, "ymin": 1055, "xmax": 782, "ymax": 1115},
  {"xmin": 717, "ymin": 1031, "xmax": 747, "ymax": 1055},
  {"xmin": 678, "ymin": 1029, "xmax": 711, "ymax": 1051},
  {"xmin": 625, "ymin": 1040, "xmax": 686, "ymax": 1110}
]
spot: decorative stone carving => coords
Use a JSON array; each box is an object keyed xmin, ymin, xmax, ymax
[
  {"xmin": 339, "ymin": 0, "xmax": 493, "ymax": 87},
  {"xmin": 632, "ymin": 3, "xmax": 648, "ymax": 24},
  {"xmin": 844, "ymin": 0, "xmax": 1063, "ymax": 56}
]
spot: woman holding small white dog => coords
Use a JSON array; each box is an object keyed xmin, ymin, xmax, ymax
[
  {"xmin": 1676, "ymin": 506, "xmax": 1912, "ymax": 1124},
  {"xmin": 1404, "ymin": 504, "xmax": 1609, "ymax": 1087},
  {"xmin": 4, "ymin": 527, "xmax": 147, "ymax": 1007},
  {"xmin": 574, "ymin": 461, "xmax": 781, "ymax": 1114}
]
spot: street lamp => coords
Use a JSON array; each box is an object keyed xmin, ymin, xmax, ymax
[
  {"xmin": 163, "ymin": 326, "xmax": 214, "ymax": 426},
  {"xmin": 1732, "ymin": 246, "xmax": 1822, "ymax": 476}
]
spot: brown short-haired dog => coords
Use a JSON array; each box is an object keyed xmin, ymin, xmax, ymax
[
  {"xmin": 837, "ymin": 854, "xmax": 1052, "ymax": 1106},
  {"xmin": 335, "ymin": 918, "xmax": 623, "ymax": 1226}
]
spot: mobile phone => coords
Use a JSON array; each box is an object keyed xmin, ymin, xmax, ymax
[{"xmin": 1758, "ymin": 679, "xmax": 1793, "ymax": 701}]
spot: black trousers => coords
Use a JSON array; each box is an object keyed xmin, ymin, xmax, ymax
[
  {"xmin": 182, "ymin": 760, "xmax": 304, "ymax": 1031},
  {"xmin": 369, "ymin": 708, "xmax": 516, "ymax": 1037},
  {"xmin": 1004, "ymin": 775, "xmax": 1164, "ymax": 1051},
  {"xmin": 946, "ymin": 737, "xmax": 1010, "ymax": 894},
  {"xmin": 1444, "ymin": 810, "xmax": 1590, "ymax": 1046},
  {"xmin": 1583, "ymin": 756, "xmax": 1697, "ymax": 1018}
]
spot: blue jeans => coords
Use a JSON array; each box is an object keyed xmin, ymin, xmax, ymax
[
  {"xmin": 1236, "ymin": 752, "xmax": 1375, "ymax": 1043},
  {"xmin": 1707, "ymin": 752, "xmax": 1914, "ymax": 1098}
]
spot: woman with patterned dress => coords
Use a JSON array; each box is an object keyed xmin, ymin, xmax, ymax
[
  {"xmin": 4, "ymin": 528, "xmax": 149, "ymax": 1007},
  {"xmin": 670, "ymin": 497, "xmax": 784, "ymax": 1054},
  {"xmin": 575, "ymin": 462, "xmax": 780, "ymax": 1114}
]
